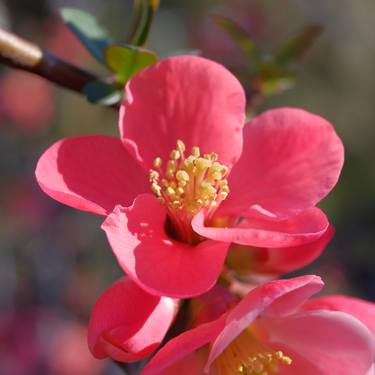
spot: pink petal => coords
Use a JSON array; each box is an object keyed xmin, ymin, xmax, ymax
[
  {"xmin": 219, "ymin": 108, "xmax": 344, "ymax": 218},
  {"xmin": 263, "ymin": 310, "xmax": 375, "ymax": 375},
  {"xmin": 120, "ymin": 55, "xmax": 246, "ymax": 171},
  {"xmin": 227, "ymin": 225, "xmax": 334, "ymax": 275},
  {"xmin": 365, "ymin": 364, "xmax": 374, "ymax": 375},
  {"xmin": 102, "ymin": 194, "xmax": 230, "ymax": 298},
  {"xmin": 87, "ymin": 277, "xmax": 175, "ymax": 362},
  {"xmin": 302, "ymin": 295, "xmax": 375, "ymax": 335},
  {"xmin": 154, "ymin": 352, "xmax": 206, "ymax": 375},
  {"xmin": 206, "ymin": 276, "xmax": 323, "ymax": 369},
  {"xmin": 35, "ymin": 136, "xmax": 148, "ymax": 215},
  {"xmin": 193, "ymin": 207, "xmax": 329, "ymax": 248},
  {"xmin": 275, "ymin": 346, "xmax": 323, "ymax": 374},
  {"xmin": 141, "ymin": 317, "xmax": 225, "ymax": 375}
]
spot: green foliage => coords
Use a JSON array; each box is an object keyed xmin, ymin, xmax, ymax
[
  {"xmin": 213, "ymin": 14, "xmax": 322, "ymax": 99},
  {"xmin": 61, "ymin": 7, "xmax": 112, "ymax": 63},
  {"xmin": 60, "ymin": 4, "xmax": 160, "ymax": 106},
  {"xmin": 276, "ymin": 25, "xmax": 323, "ymax": 65},
  {"xmin": 82, "ymin": 81, "xmax": 122, "ymax": 106},
  {"xmin": 211, "ymin": 15, "xmax": 258, "ymax": 62},
  {"xmin": 129, "ymin": 0, "xmax": 160, "ymax": 46},
  {"xmin": 105, "ymin": 45, "xmax": 158, "ymax": 85}
]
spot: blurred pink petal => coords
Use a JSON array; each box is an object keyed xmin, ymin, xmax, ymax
[
  {"xmin": 226, "ymin": 225, "xmax": 334, "ymax": 276},
  {"xmin": 49, "ymin": 322, "xmax": 104, "ymax": 375},
  {"xmin": 302, "ymin": 295, "xmax": 375, "ymax": 335},
  {"xmin": 88, "ymin": 277, "xmax": 176, "ymax": 362},
  {"xmin": 0, "ymin": 71, "xmax": 55, "ymax": 131},
  {"xmin": 141, "ymin": 276, "xmax": 374, "ymax": 375}
]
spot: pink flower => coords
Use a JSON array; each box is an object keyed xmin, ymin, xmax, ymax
[
  {"xmin": 141, "ymin": 276, "xmax": 375, "ymax": 375},
  {"xmin": 0, "ymin": 70, "xmax": 55, "ymax": 131},
  {"xmin": 48, "ymin": 322, "xmax": 105, "ymax": 375},
  {"xmin": 35, "ymin": 55, "xmax": 344, "ymax": 298},
  {"xmin": 88, "ymin": 277, "xmax": 176, "ymax": 362}
]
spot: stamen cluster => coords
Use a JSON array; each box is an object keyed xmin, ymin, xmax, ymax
[
  {"xmin": 237, "ymin": 351, "xmax": 292, "ymax": 375},
  {"xmin": 214, "ymin": 330, "xmax": 292, "ymax": 375},
  {"xmin": 149, "ymin": 140, "xmax": 229, "ymax": 241}
]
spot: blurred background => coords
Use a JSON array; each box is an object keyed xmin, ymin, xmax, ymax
[{"xmin": 0, "ymin": 0, "xmax": 374, "ymax": 374}]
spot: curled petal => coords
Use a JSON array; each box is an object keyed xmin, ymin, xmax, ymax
[
  {"xmin": 141, "ymin": 317, "xmax": 225, "ymax": 375},
  {"xmin": 102, "ymin": 194, "xmax": 229, "ymax": 298},
  {"xmin": 35, "ymin": 136, "xmax": 148, "ymax": 215},
  {"xmin": 120, "ymin": 55, "xmax": 246, "ymax": 171},
  {"xmin": 226, "ymin": 225, "xmax": 334, "ymax": 275},
  {"xmin": 302, "ymin": 295, "xmax": 375, "ymax": 335},
  {"xmin": 88, "ymin": 277, "xmax": 175, "ymax": 362},
  {"xmin": 206, "ymin": 276, "xmax": 323, "ymax": 369},
  {"xmin": 220, "ymin": 108, "xmax": 344, "ymax": 218},
  {"xmin": 193, "ymin": 207, "xmax": 329, "ymax": 248},
  {"xmin": 262, "ymin": 310, "xmax": 375, "ymax": 375}
]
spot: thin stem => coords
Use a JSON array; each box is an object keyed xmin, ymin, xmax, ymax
[{"xmin": 0, "ymin": 27, "xmax": 117, "ymax": 107}]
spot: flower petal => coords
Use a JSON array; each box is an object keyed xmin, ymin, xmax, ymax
[
  {"xmin": 120, "ymin": 55, "xmax": 246, "ymax": 171},
  {"xmin": 206, "ymin": 276, "xmax": 323, "ymax": 369},
  {"xmin": 35, "ymin": 136, "xmax": 148, "ymax": 215},
  {"xmin": 226, "ymin": 225, "xmax": 334, "ymax": 275},
  {"xmin": 263, "ymin": 310, "xmax": 375, "ymax": 375},
  {"xmin": 88, "ymin": 277, "xmax": 175, "ymax": 362},
  {"xmin": 141, "ymin": 317, "xmax": 225, "ymax": 375},
  {"xmin": 102, "ymin": 194, "xmax": 230, "ymax": 298},
  {"xmin": 219, "ymin": 108, "xmax": 344, "ymax": 218},
  {"xmin": 302, "ymin": 295, "xmax": 375, "ymax": 335},
  {"xmin": 193, "ymin": 207, "xmax": 329, "ymax": 248}
]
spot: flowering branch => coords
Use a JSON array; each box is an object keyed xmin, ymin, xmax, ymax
[{"xmin": 0, "ymin": 27, "xmax": 116, "ymax": 105}]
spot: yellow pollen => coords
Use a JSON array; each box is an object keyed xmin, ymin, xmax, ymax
[
  {"xmin": 176, "ymin": 139, "xmax": 185, "ymax": 153},
  {"xmin": 192, "ymin": 146, "xmax": 200, "ymax": 157},
  {"xmin": 149, "ymin": 140, "xmax": 230, "ymax": 243},
  {"xmin": 154, "ymin": 157, "xmax": 162, "ymax": 168},
  {"xmin": 213, "ymin": 330, "xmax": 292, "ymax": 375}
]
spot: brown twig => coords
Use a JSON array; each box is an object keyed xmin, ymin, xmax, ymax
[{"xmin": 0, "ymin": 27, "xmax": 116, "ymax": 104}]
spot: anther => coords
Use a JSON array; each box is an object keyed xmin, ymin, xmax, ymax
[
  {"xmin": 176, "ymin": 140, "xmax": 185, "ymax": 153},
  {"xmin": 149, "ymin": 170, "xmax": 159, "ymax": 181},
  {"xmin": 170, "ymin": 150, "xmax": 180, "ymax": 160},
  {"xmin": 176, "ymin": 170, "xmax": 189, "ymax": 182},
  {"xmin": 154, "ymin": 157, "xmax": 162, "ymax": 168},
  {"xmin": 192, "ymin": 146, "xmax": 200, "ymax": 158}
]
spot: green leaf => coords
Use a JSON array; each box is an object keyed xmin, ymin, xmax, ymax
[
  {"xmin": 61, "ymin": 7, "xmax": 112, "ymax": 63},
  {"xmin": 131, "ymin": 0, "xmax": 160, "ymax": 46},
  {"xmin": 276, "ymin": 24, "xmax": 323, "ymax": 65},
  {"xmin": 82, "ymin": 81, "xmax": 122, "ymax": 106},
  {"xmin": 211, "ymin": 14, "xmax": 258, "ymax": 61},
  {"xmin": 257, "ymin": 61, "xmax": 297, "ymax": 95},
  {"xmin": 104, "ymin": 44, "xmax": 158, "ymax": 84}
]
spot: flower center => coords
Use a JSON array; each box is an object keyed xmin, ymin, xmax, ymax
[
  {"xmin": 149, "ymin": 140, "xmax": 229, "ymax": 243},
  {"xmin": 213, "ymin": 329, "xmax": 292, "ymax": 375}
]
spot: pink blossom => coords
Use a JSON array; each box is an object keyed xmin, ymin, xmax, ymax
[
  {"xmin": 88, "ymin": 277, "xmax": 176, "ymax": 362},
  {"xmin": 35, "ymin": 55, "xmax": 344, "ymax": 297},
  {"xmin": 0, "ymin": 70, "xmax": 55, "ymax": 131},
  {"xmin": 48, "ymin": 321, "xmax": 104, "ymax": 375},
  {"xmin": 141, "ymin": 276, "xmax": 375, "ymax": 375},
  {"xmin": 302, "ymin": 294, "xmax": 375, "ymax": 336}
]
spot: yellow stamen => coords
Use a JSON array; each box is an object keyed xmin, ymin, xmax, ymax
[
  {"xmin": 154, "ymin": 157, "xmax": 162, "ymax": 168},
  {"xmin": 148, "ymin": 140, "xmax": 230, "ymax": 243},
  {"xmin": 213, "ymin": 329, "xmax": 292, "ymax": 375}
]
